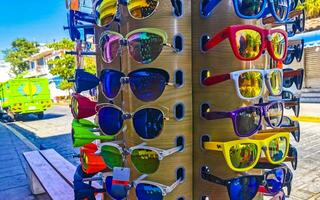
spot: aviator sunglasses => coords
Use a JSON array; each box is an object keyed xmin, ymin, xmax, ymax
[
  {"xmin": 202, "ymin": 25, "xmax": 288, "ymax": 61},
  {"xmin": 99, "ymin": 28, "xmax": 177, "ymax": 64}
]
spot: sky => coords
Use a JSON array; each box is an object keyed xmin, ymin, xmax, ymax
[{"xmin": 0, "ymin": 0, "xmax": 69, "ymax": 59}]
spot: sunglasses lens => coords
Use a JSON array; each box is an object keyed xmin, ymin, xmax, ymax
[
  {"xmin": 71, "ymin": 96, "xmax": 79, "ymax": 119},
  {"xmin": 294, "ymin": 99, "xmax": 300, "ymax": 117},
  {"xmin": 98, "ymin": 106, "xmax": 123, "ymax": 135},
  {"xmin": 229, "ymin": 176, "xmax": 259, "ymax": 200},
  {"xmin": 128, "ymin": 0, "xmax": 159, "ymax": 19},
  {"xmin": 96, "ymin": 0, "xmax": 117, "ymax": 26},
  {"xmin": 82, "ymin": 153, "xmax": 89, "ymax": 171},
  {"xmin": 136, "ymin": 183, "xmax": 163, "ymax": 200},
  {"xmin": 269, "ymin": 70, "xmax": 282, "ymax": 95},
  {"xmin": 267, "ymin": 102, "xmax": 283, "ymax": 127},
  {"xmin": 283, "ymin": 50, "xmax": 294, "ymax": 65},
  {"xmin": 282, "ymin": 91, "xmax": 292, "ymax": 100},
  {"xmin": 100, "ymin": 33, "xmax": 122, "ymax": 63},
  {"xmin": 273, "ymin": 0, "xmax": 288, "ymax": 21},
  {"xmin": 270, "ymin": 32, "xmax": 286, "ymax": 60},
  {"xmin": 269, "ymin": 136, "xmax": 287, "ymax": 162},
  {"xmin": 133, "ymin": 108, "xmax": 164, "ymax": 139},
  {"xmin": 294, "ymin": 121, "xmax": 300, "ymax": 142},
  {"xmin": 101, "ymin": 145, "xmax": 122, "ymax": 169},
  {"xmin": 236, "ymin": 107, "xmax": 261, "ymax": 136},
  {"xmin": 266, "ymin": 168, "xmax": 285, "ymax": 193},
  {"xmin": 131, "ymin": 149, "xmax": 159, "ymax": 174},
  {"xmin": 296, "ymin": 70, "xmax": 303, "ymax": 90},
  {"xmin": 101, "ymin": 70, "xmax": 125, "ymax": 99},
  {"xmin": 128, "ymin": 32, "xmax": 164, "ymax": 64},
  {"xmin": 229, "ymin": 143, "xmax": 258, "ymax": 169},
  {"xmin": 129, "ymin": 69, "xmax": 168, "ymax": 102},
  {"xmin": 106, "ymin": 176, "xmax": 128, "ymax": 200},
  {"xmin": 237, "ymin": 0, "xmax": 263, "ymax": 16},
  {"xmin": 238, "ymin": 71, "xmax": 263, "ymax": 98},
  {"xmin": 235, "ymin": 29, "xmax": 262, "ymax": 59}
]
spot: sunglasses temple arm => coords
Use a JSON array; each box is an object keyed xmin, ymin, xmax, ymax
[
  {"xmin": 283, "ymin": 69, "xmax": 303, "ymax": 78},
  {"xmin": 254, "ymin": 162, "xmax": 280, "ymax": 169},
  {"xmin": 131, "ymin": 174, "xmax": 148, "ymax": 188},
  {"xmin": 203, "ymin": 28, "xmax": 229, "ymax": 51},
  {"xmin": 164, "ymin": 43, "xmax": 178, "ymax": 52},
  {"xmin": 166, "ymin": 178, "xmax": 182, "ymax": 194},
  {"xmin": 201, "ymin": 171, "xmax": 228, "ymax": 186},
  {"xmin": 203, "ymin": 73, "xmax": 230, "ymax": 86},
  {"xmin": 201, "ymin": 0, "xmax": 222, "ymax": 16},
  {"xmin": 160, "ymin": 146, "xmax": 183, "ymax": 158},
  {"xmin": 66, "ymin": 51, "xmax": 96, "ymax": 56},
  {"xmin": 203, "ymin": 111, "xmax": 230, "ymax": 120}
]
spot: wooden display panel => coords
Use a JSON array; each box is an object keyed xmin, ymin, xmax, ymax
[{"xmin": 191, "ymin": 0, "xmax": 265, "ymax": 199}]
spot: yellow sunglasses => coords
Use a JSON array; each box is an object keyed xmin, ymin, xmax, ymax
[{"xmin": 204, "ymin": 132, "xmax": 290, "ymax": 172}]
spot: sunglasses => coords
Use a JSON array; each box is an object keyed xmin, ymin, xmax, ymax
[
  {"xmin": 259, "ymin": 124, "xmax": 300, "ymax": 142},
  {"xmin": 77, "ymin": 143, "xmax": 108, "ymax": 174},
  {"xmin": 285, "ymin": 10, "xmax": 305, "ymax": 37},
  {"xmin": 201, "ymin": 165, "xmax": 288, "ymax": 200},
  {"xmin": 104, "ymin": 174, "xmax": 182, "ymax": 200},
  {"xmin": 96, "ymin": 104, "xmax": 168, "ymax": 139},
  {"xmin": 204, "ymin": 132, "xmax": 290, "ymax": 172},
  {"xmin": 282, "ymin": 116, "xmax": 300, "ymax": 142},
  {"xmin": 203, "ymin": 25, "xmax": 288, "ymax": 61},
  {"xmin": 283, "ymin": 68, "xmax": 304, "ymax": 90},
  {"xmin": 201, "ymin": 0, "xmax": 289, "ymax": 22},
  {"xmin": 283, "ymin": 40, "xmax": 304, "ymax": 65},
  {"xmin": 70, "ymin": 93, "xmax": 97, "ymax": 119},
  {"xmin": 282, "ymin": 91, "xmax": 300, "ymax": 117},
  {"xmin": 203, "ymin": 69, "xmax": 283, "ymax": 100},
  {"xmin": 99, "ymin": 28, "xmax": 176, "ymax": 64},
  {"xmin": 98, "ymin": 142, "xmax": 182, "ymax": 174},
  {"xmin": 71, "ymin": 119, "xmax": 114, "ymax": 147},
  {"xmin": 65, "ymin": 10, "xmax": 95, "ymax": 41},
  {"xmin": 203, "ymin": 101, "xmax": 284, "ymax": 137}
]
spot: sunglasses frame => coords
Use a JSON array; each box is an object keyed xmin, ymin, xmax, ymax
[
  {"xmin": 96, "ymin": 103, "xmax": 169, "ymax": 139},
  {"xmin": 204, "ymin": 132, "xmax": 290, "ymax": 172},
  {"xmin": 283, "ymin": 40, "xmax": 304, "ymax": 65},
  {"xmin": 281, "ymin": 116, "xmax": 300, "ymax": 142},
  {"xmin": 282, "ymin": 91, "xmax": 300, "ymax": 117},
  {"xmin": 71, "ymin": 93, "xmax": 97, "ymax": 119},
  {"xmin": 285, "ymin": 9, "xmax": 305, "ymax": 37},
  {"xmin": 99, "ymin": 28, "xmax": 176, "ymax": 64},
  {"xmin": 97, "ymin": 142, "xmax": 182, "ymax": 173},
  {"xmin": 203, "ymin": 101, "xmax": 284, "ymax": 137},
  {"xmin": 200, "ymin": 0, "xmax": 289, "ymax": 22},
  {"xmin": 203, "ymin": 68, "xmax": 283, "ymax": 100},
  {"xmin": 283, "ymin": 68, "xmax": 304, "ymax": 90},
  {"xmin": 203, "ymin": 25, "xmax": 288, "ymax": 61},
  {"xmin": 80, "ymin": 143, "xmax": 108, "ymax": 174}
]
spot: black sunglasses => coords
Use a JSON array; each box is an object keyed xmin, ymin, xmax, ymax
[
  {"xmin": 282, "ymin": 116, "xmax": 300, "ymax": 142},
  {"xmin": 285, "ymin": 10, "xmax": 305, "ymax": 37},
  {"xmin": 282, "ymin": 91, "xmax": 300, "ymax": 117},
  {"xmin": 283, "ymin": 68, "xmax": 304, "ymax": 90},
  {"xmin": 283, "ymin": 40, "xmax": 304, "ymax": 65}
]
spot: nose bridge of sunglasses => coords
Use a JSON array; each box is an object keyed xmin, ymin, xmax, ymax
[{"xmin": 120, "ymin": 76, "xmax": 130, "ymax": 84}]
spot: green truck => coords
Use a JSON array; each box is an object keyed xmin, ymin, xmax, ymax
[{"xmin": 0, "ymin": 77, "xmax": 52, "ymax": 120}]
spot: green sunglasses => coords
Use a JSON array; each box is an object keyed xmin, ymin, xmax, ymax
[{"xmin": 71, "ymin": 119, "xmax": 114, "ymax": 147}]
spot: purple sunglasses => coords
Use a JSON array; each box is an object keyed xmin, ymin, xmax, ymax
[{"xmin": 202, "ymin": 101, "xmax": 284, "ymax": 137}]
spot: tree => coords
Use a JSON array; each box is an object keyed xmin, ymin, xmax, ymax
[
  {"xmin": 297, "ymin": 0, "xmax": 320, "ymax": 18},
  {"xmin": 3, "ymin": 38, "xmax": 39, "ymax": 75}
]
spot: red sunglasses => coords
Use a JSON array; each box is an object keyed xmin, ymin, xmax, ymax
[
  {"xmin": 70, "ymin": 93, "xmax": 97, "ymax": 119},
  {"xmin": 203, "ymin": 25, "xmax": 288, "ymax": 61}
]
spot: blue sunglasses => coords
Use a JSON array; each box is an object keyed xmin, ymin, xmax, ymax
[
  {"xmin": 71, "ymin": 68, "xmax": 171, "ymax": 102},
  {"xmin": 201, "ymin": 166, "xmax": 287, "ymax": 200},
  {"xmin": 106, "ymin": 174, "xmax": 182, "ymax": 200},
  {"xmin": 283, "ymin": 40, "xmax": 304, "ymax": 65},
  {"xmin": 200, "ymin": 0, "xmax": 289, "ymax": 22}
]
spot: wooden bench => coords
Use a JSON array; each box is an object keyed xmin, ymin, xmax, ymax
[{"xmin": 23, "ymin": 149, "xmax": 103, "ymax": 200}]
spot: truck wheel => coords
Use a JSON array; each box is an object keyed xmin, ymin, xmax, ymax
[{"xmin": 37, "ymin": 112, "xmax": 44, "ymax": 119}]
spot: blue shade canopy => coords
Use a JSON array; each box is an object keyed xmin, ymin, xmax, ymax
[{"xmin": 290, "ymin": 30, "xmax": 320, "ymax": 47}]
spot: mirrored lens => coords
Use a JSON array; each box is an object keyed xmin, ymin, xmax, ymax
[
  {"xmin": 271, "ymin": 32, "xmax": 286, "ymax": 59},
  {"xmin": 106, "ymin": 176, "xmax": 128, "ymax": 200},
  {"xmin": 238, "ymin": 71, "xmax": 263, "ymax": 98},
  {"xmin": 100, "ymin": 33, "xmax": 122, "ymax": 63},
  {"xmin": 229, "ymin": 176, "xmax": 259, "ymax": 200},
  {"xmin": 235, "ymin": 29, "xmax": 262, "ymax": 59},
  {"xmin": 101, "ymin": 145, "xmax": 122, "ymax": 168},
  {"xmin": 273, "ymin": 0, "xmax": 288, "ymax": 21},
  {"xmin": 267, "ymin": 102, "xmax": 283, "ymax": 127},
  {"xmin": 269, "ymin": 70, "xmax": 282, "ymax": 95},
  {"xmin": 283, "ymin": 50, "xmax": 294, "ymax": 65},
  {"xmin": 101, "ymin": 69, "xmax": 125, "ymax": 99},
  {"xmin": 128, "ymin": 32, "xmax": 164, "ymax": 64},
  {"xmin": 269, "ymin": 136, "xmax": 287, "ymax": 162},
  {"xmin": 236, "ymin": 107, "xmax": 261, "ymax": 136},
  {"xmin": 128, "ymin": 0, "xmax": 159, "ymax": 19},
  {"xmin": 136, "ymin": 183, "xmax": 163, "ymax": 200},
  {"xmin": 237, "ymin": 0, "xmax": 264, "ymax": 16},
  {"xmin": 129, "ymin": 69, "xmax": 168, "ymax": 102},
  {"xmin": 98, "ymin": 106, "xmax": 124, "ymax": 135},
  {"xmin": 266, "ymin": 168, "xmax": 285, "ymax": 193},
  {"xmin": 133, "ymin": 108, "xmax": 164, "ymax": 139},
  {"xmin": 71, "ymin": 96, "xmax": 79, "ymax": 118},
  {"xmin": 82, "ymin": 153, "xmax": 89, "ymax": 170},
  {"xmin": 96, "ymin": 0, "xmax": 118, "ymax": 26},
  {"xmin": 229, "ymin": 143, "xmax": 258, "ymax": 169},
  {"xmin": 131, "ymin": 149, "xmax": 159, "ymax": 174}
]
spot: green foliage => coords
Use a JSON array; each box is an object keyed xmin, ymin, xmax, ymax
[
  {"xmin": 3, "ymin": 38, "xmax": 39, "ymax": 75},
  {"xmin": 47, "ymin": 38, "xmax": 74, "ymax": 51},
  {"xmin": 83, "ymin": 57, "xmax": 96, "ymax": 74},
  {"xmin": 297, "ymin": 0, "xmax": 320, "ymax": 18},
  {"xmin": 48, "ymin": 54, "xmax": 75, "ymax": 80}
]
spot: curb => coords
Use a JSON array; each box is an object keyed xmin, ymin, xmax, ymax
[{"xmin": 290, "ymin": 116, "xmax": 320, "ymax": 123}]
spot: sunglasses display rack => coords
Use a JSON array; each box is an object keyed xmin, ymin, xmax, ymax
[{"xmin": 65, "ymin": 0, "xmax": 306, "ymax": 199}]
